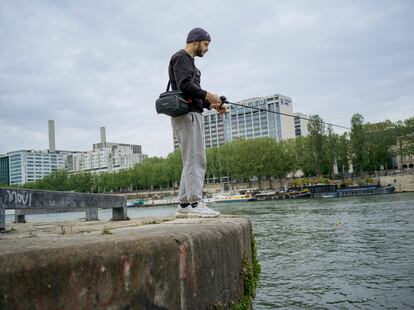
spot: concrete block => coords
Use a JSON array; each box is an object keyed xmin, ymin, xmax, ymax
[
  {"xmin": 0, "ymin": 216, "xmax": 253, "ymax": 309},
  {"xmin": 0, "ymin": 204, "xmax": 4, "ymax": 231},
  {"xmin": 86, "ymin": 208, "xmax": 99, "ymax": 221}
]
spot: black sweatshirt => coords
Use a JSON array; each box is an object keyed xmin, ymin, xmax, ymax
[{"xmin": 168, "ymin": 49, "xmax": 211, "ymax": 113}]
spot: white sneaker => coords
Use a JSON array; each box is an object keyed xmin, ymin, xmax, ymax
[
  {"xmin": 187, "ymin": 201, "xmax": 220, "ymax": 218},
  {"xmin": 175, "ymin": 204, "xmax": 192, "ymax": 218}
]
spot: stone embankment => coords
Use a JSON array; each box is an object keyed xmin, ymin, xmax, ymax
[
  {"xmin": 0, "ymin": 216, "xmax": 254, "ymax": 309},
  {"xmin": 379, "ymin": 172, "xmax": 414, "ymax": 192},
  {"xmin": 128, "ymin": 172, "xmax": 414, "ymax": 200}
]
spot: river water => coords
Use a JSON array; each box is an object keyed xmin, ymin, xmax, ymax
[{"xmin": 5, "ymin": 192, "xmax": 414, "ymax": 309}]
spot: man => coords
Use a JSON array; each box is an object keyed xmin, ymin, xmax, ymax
[{"xmin": 169, "ymin": 27, "xmax": 226, "ymax": 218}]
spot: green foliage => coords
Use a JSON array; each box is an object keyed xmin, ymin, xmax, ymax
[
  {"xmin": 102, "ymin": 227, "xmax": 112, "ymax": 235},
  {"xmin": 350, "ymin": 113, "xmax": 366, "ymax": 174},
  {"xmin": 307, "ymin": 114, "xmax": 326, "ymax": 176},
  {"xmin": 17, "ymin": 116, "xmax": 413, "ymax": 192}
]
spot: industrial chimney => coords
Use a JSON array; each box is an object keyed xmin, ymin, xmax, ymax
[
  {"xmin": 48, "ymin": 120, "xmax": 56, "ymax": 152},
  {"xmin": 100, "ymin": 127, "xmax": 106, "ymax": 147}
]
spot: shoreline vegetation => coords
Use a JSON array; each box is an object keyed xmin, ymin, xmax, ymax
[{"xmin": 1, "ymin": 114, "xmax": 413, "ymax": 197}]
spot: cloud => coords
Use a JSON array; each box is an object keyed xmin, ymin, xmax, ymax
[{"xmin": 1, "ymin": 0, "xmax": 413, "ymax": 157}]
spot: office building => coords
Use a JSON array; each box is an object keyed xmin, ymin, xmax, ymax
[
  {"xmin": 0, "ymin": 155, "xmax": 9, "ymax": 185},
  {"xmin": 223, "ymin": 94, "xmax": 295, "ymax": 143},
  {"xmin": 294, "ymin": 113, "xmax": 309, "ymax": 137},
  {"xmin": 5, "ymin": 120, "xmax": 72, "ymax": 185},
  {"xmin": 64, "ymin": 127, "xmax": 147, "ymax": 173},
  {"xmin": 173, "ymin": 94, "xmax": 297, "ymax": 150},
  {"xmin": 203, "ymin": 110, "xmax": 226, "ymax": 148},
  {"xmin": 174, "ymin": 94, "xmax": 296, "ymax": 149},
  {"xmin": 7, "ymin": 150, "xmax": 70, "ymax": 185}
]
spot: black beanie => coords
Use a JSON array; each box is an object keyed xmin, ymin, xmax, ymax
[{"xmin": 186, "ymin": 27, "xmax": 211, "ymax": 43}]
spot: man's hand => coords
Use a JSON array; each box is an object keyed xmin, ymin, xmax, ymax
[
  {"xmin": 205, "ymin": 92, "xmax": 221, "ymax": 105},
  {"xmin": 206, "ymin": 92, "xmax": 227, "ymax": 114},
  {"xmin": 210, "ymin": 102, "xmax": 227, "ymax": 114}
]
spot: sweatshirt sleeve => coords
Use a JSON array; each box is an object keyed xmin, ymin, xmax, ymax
[
  {"xmin": 173, "ymin": 55, "xmax": 208, "ymax": 100},
  {"xmin": 203, "ymin": 99, "xmax": 211, "ymax": 109}
]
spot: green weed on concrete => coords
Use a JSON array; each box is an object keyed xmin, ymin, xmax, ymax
[{"xmin": 231, "ymin": 234, "xmax": 261, "ymax": 310}]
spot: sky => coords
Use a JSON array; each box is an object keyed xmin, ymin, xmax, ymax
[{"xmin": 1, "ymin": 0, "xmax": 413, "ymax": 157}]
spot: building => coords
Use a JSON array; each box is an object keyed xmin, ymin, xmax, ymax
[
  {"xmin": 0, "ymin": 155, "xmax": 9, "ymax": 185},
  {"xmin": 7, "ymin": 150, "xmax": 70, "ymax": 185},
  {"xmin": 392, "ymin": 135, "xmax": 414, "ymax": 170},
  {"xmin": 174, "ymin": 94, "xmax": 296, "ymax": 150},
  {"xmin": 224, "ymin": 94, "xmax": 295, "ymax": 142},
  {"xmin": 394, "ymin": 154, "xmax": 414, "ymax": 170},
  {"xmin": 4, "ymin": 120, "xmax": 71, "ymax": 185},
  {"xmin": 203, "ymin": 110, "xmax": 226, "ymax": 148},
  {"xmin": 64, "ymin": 127, "xmax": 147, "ymax": 174},
  {"xmin": 294, "ymin": 113, "xmax": 309, "ymax": 137}
]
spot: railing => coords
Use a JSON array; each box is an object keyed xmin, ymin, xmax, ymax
[{"xmin": 0, "ymin": 188, "xmax": 128, "ymax": 231}]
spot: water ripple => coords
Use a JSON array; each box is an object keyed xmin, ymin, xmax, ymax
[{"xmin": 217, "ymin": 193, "xmax": 414, "ymax": 309}]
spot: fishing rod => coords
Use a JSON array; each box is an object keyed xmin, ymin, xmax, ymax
[{"xmin": 219, "ymin": 96, "xmax": 351, "ymax": 130}]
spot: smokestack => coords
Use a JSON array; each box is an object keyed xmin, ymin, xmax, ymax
[
  {"xmin": 48, "ymin": 120, "xmax": 56, "ymax": 152},
  {"xmin": 100, "ymin": 127, "xmax": 106, "ymax": 147}
]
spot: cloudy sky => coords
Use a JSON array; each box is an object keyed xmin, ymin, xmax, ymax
[{"xmin": 1, "ymin": 0, "xmax": 413, "ymax": 157}]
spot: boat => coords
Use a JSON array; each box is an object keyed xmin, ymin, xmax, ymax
[
  {"xmin": 276, "ymin": 188, "xmax": 311, "ymax": 199},
  {"xmin": 321, "ymin": 192, "xmax": 338, "ymax": 198},
  {"xmin": 255, "ymin": 190, "xmax": 277, "ymax": 201},
  {"xmin": 255, "ymin": 188, "xmax": 311, "ymax": 200},
  {"xmin": 336, "ymin": 185, "xmax": 395, "ymax": 197},
  {"xmin": 316, "ymin": 184, "xmax": 395, "ymax": 198},
  {"xmin": 127, "ymin": 199, "xmax": 145, "ymax": 207},
  {"xmin": 289, "ymin": 189, "xmax": 312, "ymax": 198},
  {"xmin": 209, "ymin": 193, "xmax": 257, "ymax": 203},
  {"xmin": 146, "ymin": 198, "xmax": 179, "ymax": 206},
  {"xmin": 304, "ymin": 184, "xmax": 339, "ymax": 198}
]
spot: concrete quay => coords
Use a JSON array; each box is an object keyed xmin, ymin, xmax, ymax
[
  {"xmin": 379, "ymin": 172, "xmax": 414, "ymax": 192},
  {"xmin": 0, "ymin": 216, "xmax": 253, "ymax": 309}
]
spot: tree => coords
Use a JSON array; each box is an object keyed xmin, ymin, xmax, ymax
[
  {"xmin": 41, "ymin": 169, "xmax": 69, "ymax": 191},
  {"xmin": 307, "ymin": 114, "xmax": 325, "ymax": 176},
  {"xmin": 350, "ymin": 113, "xmax": 365, "ymax": 175},
  {"xmin": 165, "ymin": 150, "xmax": 183, "ymax": 193},
  {"xmin": 323, "ymin": 125, "xmax": 338, "ymax": 178},
  {"xmin": 336, "ymin": 133, "xmax": 350, "ymax": 177}
]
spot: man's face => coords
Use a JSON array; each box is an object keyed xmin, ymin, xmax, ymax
[{"xmin": 195, "ymin": 40, "xmax": 209, "ymax": 57}]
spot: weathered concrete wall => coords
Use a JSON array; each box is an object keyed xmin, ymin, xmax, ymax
[
  {"xmin": 379, "ymin": 172, "xmax": 414, "ymax": 192},
  {"xmin": 0, "ymin": 216, "xmax": 252, "ymax": 309}
]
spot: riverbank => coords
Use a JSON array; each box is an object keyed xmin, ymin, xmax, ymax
[
  {"xmin": 123, "ymin": 172, "xmax": 414, "ymax": 202},
  {"xmin": 378, "ymin": 172, "xmax": 414, "ymax": 192},
  {"xmin": 0, "ymin": 216, "xmax": 255, "ymax": 309}
]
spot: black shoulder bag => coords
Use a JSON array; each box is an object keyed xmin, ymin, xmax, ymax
[{"xmin": 155, "ymin": 80, "xmax": 191, "ymax": 117}]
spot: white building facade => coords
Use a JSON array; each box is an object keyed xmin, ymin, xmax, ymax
[
  {"xmin": 223, "ymin": 94, "xmax": 296, "ymax": 143},
  {"xmin": 294, "ymin": 112, "xmax": 309, "ymax": 137},
  {"xmin": 7, "ymin": 150, "xmax": 70, "ymax": 185},
  {"xmin": 64, "ymin": 143, "xmax": 147, "ymax": 174},
  {"xmin": 174, "ymin": 94, "xmax": 297, "ymax": 150}
]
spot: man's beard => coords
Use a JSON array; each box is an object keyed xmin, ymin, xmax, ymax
[{"xmin": 195, "ymin": 46, "xmax": 204, "ymax": 57}]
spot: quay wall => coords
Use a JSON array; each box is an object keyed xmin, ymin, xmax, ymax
[
  {"xmin": 125, "ymin": 172, "xmax": 414, "ymax": 199},
  {"xmin": 379, "ymin": 172, "xmax": 414, "ymax": 192},
  {"xmin": 0, "ymin": 217, "xmax": 253, "ymax": 309}
]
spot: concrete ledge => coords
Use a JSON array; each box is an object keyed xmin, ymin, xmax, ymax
[{"xmin": 0, "ymin": 216, "xmax": 253, "ymax": 309}]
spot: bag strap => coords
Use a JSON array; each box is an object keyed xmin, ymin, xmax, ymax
[{"xmin": 166, "ymin": 81, "xmax": 170, "ymax": 92}]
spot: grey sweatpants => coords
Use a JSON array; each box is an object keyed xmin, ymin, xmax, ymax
[{"xmin": 171, "ymin": 112, "xmax": 206, "ymax": 204}]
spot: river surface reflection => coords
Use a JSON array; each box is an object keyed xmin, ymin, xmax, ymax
[
  {"xmin": 7, "ymin": 192, "xmax": 414, "ymax": 309},
  {"xmin": 228, "ymin": 193, "xmax": 414, "ymax": 310}
]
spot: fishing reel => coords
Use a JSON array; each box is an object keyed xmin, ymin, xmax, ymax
[{"xmin": 220, "ymin": 96, "xmax": 229, "ymax": 105}]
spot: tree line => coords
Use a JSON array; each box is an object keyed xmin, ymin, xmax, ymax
[{"xmin": 15, "ymin": 114, "xmax": 414, "ymax": 193}]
